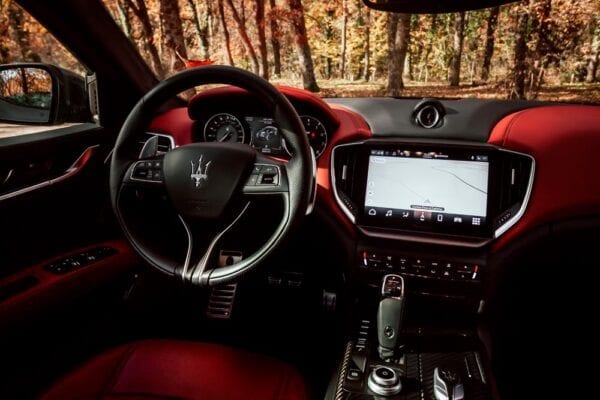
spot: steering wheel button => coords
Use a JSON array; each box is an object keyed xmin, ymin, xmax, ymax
[
  {"xmin": 261, "ymin": 175, "xmax": 275, "ymax": 184},
  {"xmin": 134, "ymin": 169, "xmax": 149, "ymax": 179},
  {"xmin": 252, "ymin": 165, "xmax": 263, "ymax": 174},
  {"xmin": 262, "ymin": 165, "xmax": 278, "ymax": 174},
  {"xmin": 246, "ymin": 174, "xmax": 259, "ymax": 186}
]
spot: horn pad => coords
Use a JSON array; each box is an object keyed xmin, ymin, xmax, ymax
[{"xmin": 162, "ymin": 143, "xmax": 256, "ymax": 219}]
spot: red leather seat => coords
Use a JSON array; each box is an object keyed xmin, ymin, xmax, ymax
[{"xmin": 41, "ymin": 340, "xmax": 309, "ymax": 400}]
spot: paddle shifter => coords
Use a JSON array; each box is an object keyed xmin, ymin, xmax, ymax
[{"xmin": 377, "ymin": 274, "xmax": 405, "ymax": 360}]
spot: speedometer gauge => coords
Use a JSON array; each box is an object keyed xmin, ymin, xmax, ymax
[
  {"xmin": 300, "ymin": 115, "xmax": 328, "ymax": 158},
  {"xmin": 204, "ymin": 113, "xmax": 246, "ymax": 143}
]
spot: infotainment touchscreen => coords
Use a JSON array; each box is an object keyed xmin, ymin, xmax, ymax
[{"xmin": 362, "ymin": 148, "xmax": 490, "ymax": 234}]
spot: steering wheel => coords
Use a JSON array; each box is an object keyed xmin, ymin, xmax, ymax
[{"xmin": 110, "ymin": 66, "xmax": 314, "ymax": 286}]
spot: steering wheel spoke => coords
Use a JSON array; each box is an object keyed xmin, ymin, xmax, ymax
[{"xmin": 178, "ymin": 203, "xmax": 250, "ymax": 286}]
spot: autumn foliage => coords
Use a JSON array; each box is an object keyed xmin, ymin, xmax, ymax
[{"xmin": 1, "ymin": 0, "xmax": 599, "ymax": 101}]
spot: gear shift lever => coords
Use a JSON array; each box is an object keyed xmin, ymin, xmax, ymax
[{"xmin": 377, "ymin": 274, "xmax": 405, "ymax": 360}]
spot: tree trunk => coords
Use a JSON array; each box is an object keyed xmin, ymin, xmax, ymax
[
  {"xmin": 125, "ymin": 0, "xmax": 165, "ymax": 78},
  {"xmin": 225, "ymin": 0, "xmax": 260, "ymax": 74},
  {"xmin": 268, "ymin": 0, "xmax": 281, "ymax": 76},
  {"xmin": 363, "ymin": 7, "xmax": 371, "ymax": 81},
  {"xmin": 512, "ymin": 1, "xmax": 530, "ymax": 99},
  {"xmin": 448, "ymin": 11, "xmax": 466, "ymax": 87},
  {"xmin": 287, "ymin": 0, "xmax": 319, "ymax": 92},
  {"xmin": 419, "ymin": 14, "xmax": 438, "ymax": 82},
  {"xmin": 116, "ymin": 0, "xmax": 132, "ymax": 39},
  {"xmin": 186, "ymin": 0, "xmax": 211, "ymax": 60},
  {"xmin": 340, "ymin": 0, "xmax": 348, "ymax": 79},
  {"xmin": 386, "ymin": 13, "xmax": 411, "ymax": 96},
  {"xmin": 585, "ymin": 17, "xmax": 599, "ymax": 83},
  {"xmin": 481, "ymin": 6, "xmax": 499, "ymax": 81},
  {"xmin": 217, "ymin": 0, "xmax": 234, "ymax": 66},
  {"xmin": 7, "ymin": 3, "xmax": 38, "ymax": 61},
  {"xmin": 255, "ymin": 0, "xmax": 269, "ymax": 79},
  {"xmin": 530, "ymin": 0, "xmax": 551, "ymax": 94},
  {"xmin": 586, "ymin": 50, "xmax": 599, "ymax": 83},
  {"xmin": 159, "ymin": 0, "xmax": 188, "ymax": 73}
]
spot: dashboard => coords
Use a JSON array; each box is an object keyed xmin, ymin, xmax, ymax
[{"xmin": 147, "ymin": 85, "xmax": 600, "ymax": 254}]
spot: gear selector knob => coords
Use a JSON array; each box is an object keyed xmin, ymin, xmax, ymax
[{"xmin": 377, "ymin": 274, "xmax": 405, "ymax": 360}]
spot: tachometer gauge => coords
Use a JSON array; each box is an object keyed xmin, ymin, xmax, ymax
[
  {"xmin": 300, "ymin": 115, "xmax": 328, "ymax": 158},
  {"xmin": 203, "ymin": 113, "xmax": 246, "ymax": 143}
]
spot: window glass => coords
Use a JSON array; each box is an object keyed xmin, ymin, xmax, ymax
[{"xmin": 102, "ymin": 0, "xmax": 600, "ymax": 102}]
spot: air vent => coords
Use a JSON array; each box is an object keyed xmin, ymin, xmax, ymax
[
  {"xmin": 332, "ymin": 144, "xmax": 362, "ymax": 221},
  {"xmin": 494, "ymin": 152, "xmax": 534, "ymax": 230},
  {"xmin": 413, "ymin": 99, "xmax": 445, "ymax": 129}
]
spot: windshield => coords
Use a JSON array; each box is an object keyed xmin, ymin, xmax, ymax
[{"xmin": 100, "ymin": 0, "xmax": 599, "ymax": 102}]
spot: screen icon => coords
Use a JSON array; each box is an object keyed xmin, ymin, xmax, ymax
[
  {"xmin": 415, "ymin": 210, "xmax": 432, "ymax": 221},
  {"xmin": 385, "ymin": 210, "xmax": 393, "ymax": 217},
  {"xmin": 401, "ymin": 211, "xmax": 410, "ymax": 218},
  {"xmin": 437, "ymin": 214, "xmax": 444, "ymax": 222},
  {"xmin": 453, "ymin": 216, "xmax": 463, "ymax": 223},
  {"xmin": 472, "ymin": 217, "xmax": 481, "ymax": 226},
  {"xmin": 368, "ymin": 209, "xmax": 377, "ymax": 216}
]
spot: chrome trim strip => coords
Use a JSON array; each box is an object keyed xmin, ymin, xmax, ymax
[
  {"xmin": 190, "ymin": 202, "xmax": 251, "ymax": 285},
  {"xmin": 474, "ymin": 352, "xmax": 487, "ymax": 385},
  {"xmin": 306, "ymin": 148, "xmax": 317, "ymax": 215},
  {"xmin": 494, "ymin": 148, "xmax": 536, "ymax": 239},
  {"xmin": 330, "ymin": 141, "xmax": 365, "ymax": 224},
  {"xmin": 358, "ymin": 226, "xmax": 491, "ymax": 248},
  {"xmin": 0, "ymin": 145, "xmax": 99, "ymax": 202},
  {"xmin": 178, "ymin": 215, "xmax": 194, "ymax": 282}
]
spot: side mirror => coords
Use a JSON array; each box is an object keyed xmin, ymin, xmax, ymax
[{"xmin": 0, "ymin": 63, "xmax": 91, "ymax": 125}]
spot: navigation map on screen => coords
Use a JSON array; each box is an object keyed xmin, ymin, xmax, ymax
[{"xmin": 364, "ymin": 154, "xmax": 489, "ymax": 222}]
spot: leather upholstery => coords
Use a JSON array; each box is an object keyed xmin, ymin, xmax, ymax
[{"xmin": 41, "ymin": 340, "xmax": 309, "ymax": 400}]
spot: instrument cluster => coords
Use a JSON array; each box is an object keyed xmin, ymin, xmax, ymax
[{"xmin": 201, "ymin": 112, "xmax": 329, "ymax": 158}]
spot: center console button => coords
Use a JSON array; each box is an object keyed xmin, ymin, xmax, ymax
[{"xmin": 347, "ymin": 369, "xmax": 362, "ymax": 381}]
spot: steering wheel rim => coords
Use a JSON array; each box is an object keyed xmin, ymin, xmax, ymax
[{"xmin": 110, "ymin": 66, "xmax": 313, "ymax": 286}]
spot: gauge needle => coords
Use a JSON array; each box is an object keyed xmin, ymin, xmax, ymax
[{"xmin": 219, "ymin": 128, "xmax": 232, "ymax": 142}]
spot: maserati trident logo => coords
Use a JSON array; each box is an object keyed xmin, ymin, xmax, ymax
[{"xmin": 190, "ymin": 155, "xmax": 211, "ymax": 188}]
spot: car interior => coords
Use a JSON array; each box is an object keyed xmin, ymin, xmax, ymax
[{"xmin": 1, "ymin": 0, "xmax": 598, "ymax": 399}]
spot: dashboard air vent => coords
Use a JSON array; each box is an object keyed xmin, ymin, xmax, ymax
[
  {"xmin": 494, "ymin": 152, "xmax": 534, "ymax": 229},
  {"xmin": 332, "ymin": 145, "xmax": 362, "ymax": 219}
]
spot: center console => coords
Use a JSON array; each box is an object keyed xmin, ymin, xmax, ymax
[{"xmin": 326, "ymin": 139, "xmax": 534, "ymax": 400}]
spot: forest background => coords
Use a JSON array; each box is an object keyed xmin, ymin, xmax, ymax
[{"xmin": 1, "ymin": 0, "xmax": 599, "ymax": 102}]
